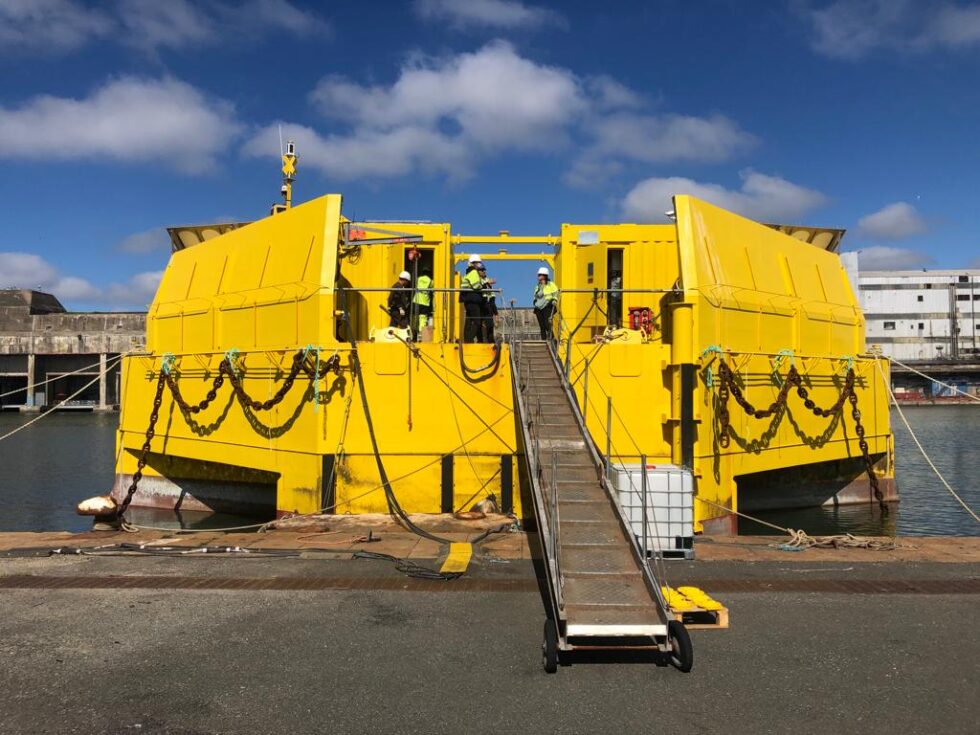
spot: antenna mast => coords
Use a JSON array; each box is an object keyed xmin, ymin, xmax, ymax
[{"xmin": 272, "ymin": 140, "xmax": 298, "ymax": 215}]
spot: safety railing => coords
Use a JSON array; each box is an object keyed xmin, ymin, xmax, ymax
[
  {"xmin": 512, "ymin": 335, "xmax": 564, "ymax": 608},
  {"xmin": 335, "ymin": 286, "xmax": 504, "ymax": 345}
]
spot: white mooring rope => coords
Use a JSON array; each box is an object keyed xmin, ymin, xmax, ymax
[
  {"xmin": 888, "ymin": 356, "xmax": 980, "ymax": 403},
  {"xmin": 876, "ymin": 359, "xmax": 980, "ymax": 524}
]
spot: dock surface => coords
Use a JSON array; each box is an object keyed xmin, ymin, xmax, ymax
[{"xmin": 1, "ymin": 528, "xmax": 977, "ymax": 734}]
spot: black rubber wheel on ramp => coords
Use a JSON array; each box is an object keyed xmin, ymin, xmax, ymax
[
  {"xmin": 542, "ymin": 619, "xmax": 559, "ymax": 674},
  {"xmin": 667, "ymin": 620, "xmax": 693, "ymax": 673}
]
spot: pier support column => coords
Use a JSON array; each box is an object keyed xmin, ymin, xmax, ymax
[
  {"xmin": 98, "ymin": 353, "xmax": 108, "ymax": 409},
  {"xmin": 25, "ymin": 353, "xmax": 35, "ymax": 408}
]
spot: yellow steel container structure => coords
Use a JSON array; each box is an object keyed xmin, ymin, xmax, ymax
[{"xmin": 113, "ymin": 194, "xmax": 894, "ymax": 533}]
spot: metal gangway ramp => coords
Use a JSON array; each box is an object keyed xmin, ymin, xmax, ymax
[{"xmin": 511, "ymin": 340, "xmax": 693, "ymax": 673}]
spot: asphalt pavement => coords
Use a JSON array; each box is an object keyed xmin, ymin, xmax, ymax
[{"xmin": 1, "ymin": 555, "xmax": 977, "ymax": 735}]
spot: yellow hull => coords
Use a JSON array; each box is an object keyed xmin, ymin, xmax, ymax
[{"xmin": 113, "ymin": 194, "xmax": 894, "ymax": 532}]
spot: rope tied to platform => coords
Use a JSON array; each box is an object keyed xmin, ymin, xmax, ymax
[
  {"xmin": 696, "ymin": 497, "xmax": 911, "ymax": 552},
  {"xmin": 776, "ymin": 530, "xmax": 913, "ymax": 552},
  {"xmin": 699, "ymin": 344, "xmax": 725, "ymax": 387}
]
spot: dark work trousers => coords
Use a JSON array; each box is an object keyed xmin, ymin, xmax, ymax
[
  {"xmin": 608, "ymin": 297, "xmax": 622, "ymax": 329},
  {"xmin": 480, "ymin": 302, "xmax": 495, "ymax": 343},
  {"xmin": 535, "ymin": 303, "xmax": 556, "ymax": 341},
  {"xmin": 463, "ymin": 302, "xmax": 483, "ymax": 342}
]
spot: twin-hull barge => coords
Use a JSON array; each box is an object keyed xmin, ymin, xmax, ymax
[{"xmin": 111, "ymin": 194, "xmax": 896, "ymax": 536}]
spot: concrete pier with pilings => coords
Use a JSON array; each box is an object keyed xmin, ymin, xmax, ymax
[{"xmin": 0, "ymin": 289, "xmax": 145, "ymax": 412}]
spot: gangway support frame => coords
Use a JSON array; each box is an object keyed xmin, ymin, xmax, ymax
[{"xmin": 511, "ymin": 339, "xmax": 692, "ymax": 673}]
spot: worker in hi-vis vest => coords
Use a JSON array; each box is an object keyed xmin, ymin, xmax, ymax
[
  {"xmin": 478, "ymin": 263, "xmax": 497, "ymax": 343},
  {"xmin": 533, "ymin": 266, "xmax": 559, "ymax": 341},
  {"xmin": 459, "ymin": 254, "xmax": 485, "ymax": 343},
  {"xmin": 388, "ymin": 270, "xmax": 412, "ymax": 329},
  {"xmin": 413, "ymin": 267, "xmax": 433, "ymax": 340}
]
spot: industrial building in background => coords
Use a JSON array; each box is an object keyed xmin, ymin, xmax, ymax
[
  {"xmin": 856, "ymin": 268, "xmax": 980, "ymax": 400},
  {"xmin": 0, "ymin": 289, "xmax": 145, "ymax": 411}
]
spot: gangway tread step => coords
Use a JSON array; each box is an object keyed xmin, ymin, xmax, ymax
[
  {"xmin": 562, "ymin": 546, "xmax": 643, "ymax": 576},
  {"xmin": 538, "ymin": 470, "xmax": 602, "ymax": 488},
  {"xmin": 557, "ymin": 500, "xmax": 611, "ymax": 521},
  {"xmin": 563, "ymin": 574, "xmax": 653, "ymax": 608},
  {"xmin": 563, "ymin": 603, "xmax": 662, "ymax": 628},
  {"xmin": 540, "ymin": 482, "xmax": 604, "ymax": 500},
  {"xmin": 559, "ymin": 519, "xmax": 628, "ymax": 546}
]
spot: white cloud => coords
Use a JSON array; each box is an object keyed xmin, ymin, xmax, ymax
[
  {"xmin": 0, "ymin": 76, "xmax": 242, "ymax": 174},
  {"xmin": 567, "ymin": 113, "xmax": 756, "ymax": 188},
  {"xmin": 118, "ymin": 0, "xmax": 329, "ymax": 52},
  {"xmin": 0, "ymin": 0, "xmax": 327, "ymax": 55},
  {"xmin": 0, "ymin": 251, "xmax": 161, "ymax": 309},
  {"xmin": 857, "ymin": 202, "xmax": 928, "ymax": 240},
  {"xmin": 0, "ymin": 0, "xmax": 113, "ymax": 53},
  {"xmin": 413, "ymin": 0, "xmax": 566, "ymax": 30},
  {"xmin": 244, "ymin": 122, "xmax": 474, "ymax": 181},
  {"xmin": 117, "ymin": 227, "xmax": 170, "ymax": 254},
  {"xmin": 309, "ymin": 41, "xmax": 582, "ymax": 150},
  {"xmin": 850, "ymin": 245, "xmax": 934, "ymax": 270},
  {"xmin": 246, "ymin": 41, "xmax": 755, "ymax": 183},
  {"xmin": 800, "ymin": 0, "xmax": 980, "ymax": 59},
  {"xmin": 248, "ymin": 41, "xmax": 584, "ymax": 180},
  {"xmin": 621, "ymin": 170, "xmax": 828, "ymax": 223}
]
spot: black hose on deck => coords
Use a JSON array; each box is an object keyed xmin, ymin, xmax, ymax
[{"xmin": 342, "ymin": 311, "xmax": 452, "ymax": 545}]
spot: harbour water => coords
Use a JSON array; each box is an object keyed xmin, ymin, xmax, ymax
[{"xmin": 0, "ymin": 406, "xmax": 977, "ymax": 535}]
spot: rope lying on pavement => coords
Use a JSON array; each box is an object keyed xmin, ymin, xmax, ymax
[
  {"xmin": 696, "ymin": 497, "xmax": 912, "ymax": 552},
  {"xmin": 777, "ymin": 530, "xmax": 914, "ymax": 552}
]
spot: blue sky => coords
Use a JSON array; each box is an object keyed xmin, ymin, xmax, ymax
[{"xmin": 1, "ymin": 0, "xmax": 979, "ymax": 310}]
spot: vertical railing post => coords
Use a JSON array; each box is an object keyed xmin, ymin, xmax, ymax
[
  {"xmin": 583, "ymin": 358, "xmax": 589, "ymax": 416},
  {"xmin": 641, "ymin": 453, "xmax": 648, "ymax": 561},
  {"xmin": 605, "ymin": 396, "xmax": 613, "ymax": 483}
]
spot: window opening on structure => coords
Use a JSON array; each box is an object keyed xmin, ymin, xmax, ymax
[
  {"xmin": 918, "ymin": 322, "xmax": 925, "ymax": 329},
  {"xmin": 958, "ymin": 275, "xmax": 969, "ymax": 283},
  {"xmin": 883, "ymin": 321, "xmax": 896, "ymax": 330},
  {"xmin": 607, "ymin": 248, "xmax": 623, "ymax": 329},
  {"xmin": 917, "ymin": 294, "xmax": 924, "ymax": 302},
  {"xmin": 957, "ymin": 294, "xmax": 970, "ymax": 301}
]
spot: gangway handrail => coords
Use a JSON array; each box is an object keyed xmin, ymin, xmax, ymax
[
  {"xmin": 511, "ymin": 339, "xmax": 564, "ymax": 620},
  {"xmin": 541, "ymin": 330, "xmax": 673, "ymax": 615},
  {"xmin": 513, "ymin": 335, "xmax": 672, "ymax": 623}
]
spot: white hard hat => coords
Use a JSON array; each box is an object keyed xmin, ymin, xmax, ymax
[
  {"xmin": 399, "ymin": 270, "xmax": 411, "ymax": 281},
  {"xmin": 468, "ymin": 254, "xmax": 482, "ymax": 264},
  {"xmin": 537, "ymin": 267, "xmax": 550, "ymax": 277}
]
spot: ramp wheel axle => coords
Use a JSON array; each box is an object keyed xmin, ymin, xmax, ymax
[
  {"xmin": 667, "ymin": 620, "xmax": 693, "ymax": 673},
  {"xmin": 542, "ymin": 618, "xmax": 559, "ymax": 674}
]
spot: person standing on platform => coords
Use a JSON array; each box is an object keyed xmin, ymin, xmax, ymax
[
  {"xmin": 460, "ymin": 255, "xmax": 485, "ymax": 342},
  {"xmin": 533, "ymin": 266, "xmax": 559, "ymax": 341},
  {"xmin": 608, "ymin": 270, "xmax": 623, "ymax": 329},
  {"xmin": 388, "ymin": 270, "xmax": 412, "ymax": 329},
  {"xmin": 413, "ymin": 268, "xmax": 433, "ymax": 340},
  {"xmin": 478, "ymin": 264, "xmax": 498, "ymax": 343}
]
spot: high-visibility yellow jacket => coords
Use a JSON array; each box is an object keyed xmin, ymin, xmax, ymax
[
  {"xmin": 460, "ymin": 268, "xmax": 483, "ymax": 304},
  {"xmin": 413, "ymin": 274, "xmax": 433, "ymax": 306},
  {"xmin": 533, "ymin": 280, "xmax": 559, "ymax": 310}
]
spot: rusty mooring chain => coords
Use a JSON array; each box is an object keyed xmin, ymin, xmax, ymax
[
  {"xmin": 115, "ymin": 349, "xmax": 341, "ymax": 521},
  {"xmin": 714, "ymin": 359, "xmax": 887, "ymax": 514},
  {"xmin": 116, "ymin": 370, "xmax": 166, "ymax": 520}
]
